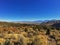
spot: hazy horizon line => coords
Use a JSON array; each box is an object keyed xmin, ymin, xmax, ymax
[{"xmin": 0, "ymin": 19, "xmax": 60, "ymax": 22}]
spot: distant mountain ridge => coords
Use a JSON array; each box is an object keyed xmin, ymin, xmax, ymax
[
  {"xmin": 13, "ymin": 20, "xmax": 43, "ymax": 24},
  {"xmin": 0, "ymin": 20, "xmax": 60, "ymax": 28},
  {"xmin": 13, "ymin": 20, "xmax": 60, "ymax": 24},
  {"xmin": 42, "ymin": 20, "xmax": 60, "ymax": 25},
  {"xmin": 0, "ymin": 20, "xmax": 60, "ymax": 25}
]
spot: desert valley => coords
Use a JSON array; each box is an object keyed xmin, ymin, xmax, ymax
[{"xmin": 0, "ymin": 20, "xmax": 60, "ymax": 45}]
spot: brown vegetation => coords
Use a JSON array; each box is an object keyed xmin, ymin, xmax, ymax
[{"xmin": 0, "ymin": 22, "xmax": 59, "ymax": 45}]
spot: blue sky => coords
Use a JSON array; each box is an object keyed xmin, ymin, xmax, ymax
[{"xmin": 0, "ymin": 0, "xmax": 60, "ymax": 21}]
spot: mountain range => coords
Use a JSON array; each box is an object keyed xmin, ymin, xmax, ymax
[{"xmin": 12, "ymin": 20, "xmax": 60, "ymax": 24}]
